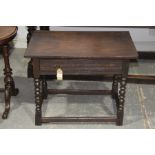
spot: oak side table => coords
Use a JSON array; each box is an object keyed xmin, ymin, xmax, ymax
[{"xmin": 25, "ymin": 31, "xmax": 137, "ymax": 126}]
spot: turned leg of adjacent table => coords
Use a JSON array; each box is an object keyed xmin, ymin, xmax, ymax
[
  {"xmin": 27, "ymin": 26, "xmax": 37, "ymax": 78},
  {"xmin": 2, "ymin": 45, "xmax": 19, "ymax": 119}
]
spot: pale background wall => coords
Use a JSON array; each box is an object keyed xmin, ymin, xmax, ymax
[{"xmin": 14, "ymin": 26, "xmax": 155, "ymax": 51}]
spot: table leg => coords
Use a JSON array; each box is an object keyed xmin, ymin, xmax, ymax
[
  {"xmin": 27, "ymin": 59, "xmax": 33, "ymax": 78},
  {"xmin": 2, "ymin": 45, "xmax": 19, "ymax": 119},
  {"xmin": 27, "ymin": 26, "xmax": 37, "ymax": 44},
  {"xmin": 112, "ymin": 75, "xmax": 118, "ymax": 98},
  {"xmin": 42, "ymin": 77, "xmax": 48, "ymax": 99},
  {"xmin": 27, "ymin": 26, "xmax": 37, "ymax": 78},
  {"xmin": 34, "ymin": 78, "xmax": 42, "ymax": 125},
  {"xmin": 116, "ymin": 75, "xmax": 127, "ymax": 126},
  {"xmin": 112, "ymin": 75, "xmax": 119, "ymax": 109}
]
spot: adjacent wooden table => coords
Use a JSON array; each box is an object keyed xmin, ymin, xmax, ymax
[
  {"xmin": 25, "ymin": 31, "xmax": 137, "ymax": 126},
  {"xmin": 0, "ymin": 26, "xmax": 19, "ymax": 119}
]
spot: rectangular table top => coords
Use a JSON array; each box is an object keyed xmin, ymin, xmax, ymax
[{"xmin": 25, "ymin": 31, "xmax": 137, "ymax": 59}]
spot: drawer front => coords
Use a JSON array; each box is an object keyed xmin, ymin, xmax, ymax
[{"xmin": 39, "ymin": 59, "xmax": 123, "ymax": 75}]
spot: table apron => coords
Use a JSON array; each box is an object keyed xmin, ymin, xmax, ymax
[{"xmin": 39, "ymin": 59, "xmax": 123, "ymax": 75}]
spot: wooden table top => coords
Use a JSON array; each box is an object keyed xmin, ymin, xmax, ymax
[
  {"xmin": 25, "ymin": 31, "xmax": 137, "ymax": 59},
  {"xmin": 0, "ymin": 26, "xmax": 17, "ymax": 43}
]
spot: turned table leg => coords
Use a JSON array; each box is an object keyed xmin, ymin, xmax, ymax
[
  {"xmin": 112, "ymin": 75, "xmax": 120, "ymax": 109},
  {"xmin": 116, "ymin": 75, "xmax": 127, "ymax": 126},
  {"xmin": 42, "ymin": 77, "xmax": 48, "ymax": 99},
  {"xmin": 112, "ymin": 75, "xmax": 118, "ymax": 98},
  {"xmin": 2, "ymin": 45, "xmax": 19, "ymax": 119},
  {"xmin": 34, "ymin": 78, "xmax": 42, "ymax": 125}
]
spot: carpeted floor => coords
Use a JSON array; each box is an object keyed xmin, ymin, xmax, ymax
[{"xmin": 0, "ymin": 48, "xmax": 155, "ymax": 128}]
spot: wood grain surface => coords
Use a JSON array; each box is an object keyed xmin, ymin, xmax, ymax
[{"xmin": 25, "ymin": 31, "xmax": 137, "ymax": 59}]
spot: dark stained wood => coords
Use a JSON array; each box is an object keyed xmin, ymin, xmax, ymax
[
  {"xmin": 27, "ymin": 26, "xmax": 36, "ymax": 44},
  {"xmin": 112, "ymin": 75, "xmax": 119, "ymax": 99},
  {"xmin": 0, "ymin": 26, "xmax": 19, "ymax": 119},
  {"xmin": 34, "ymin": 78, "xmax": 42, "ymax": 125},
  {"xmin": 42, "ymin": 74, "xmax": 155, "ymax": 85},
  {"xmin": 48, "ymin": 89, "xmax": 112, "ymax": 95},
  {"xmin": 26, "ymin": 26, "xmax": 155, "ymax": 60},
  {"xmin": 25, "ymin": 31, "xmax": 137, "ymax": 126},
  {"xmin": 26, "ymin": 26, "xmax": 155, "ymax": 45},
  {"xmin": 138, "ymin": 51, "xmax": 155, "ymax": 60},
  {"xmin": 32, "ymin": 59, "xmax": 40, "ymax": 78},
  {"xmin": 25, "ymin": 31, "xmax": 137, "ymax": 59},
  {"xmin": 40, "ymin": 59, "xmax": 123, "ymax": 75},
  {"xmin": 2, "ymin": 45, "xmax": 19, "ymax": 119},
  {"xmin": 127, "ymin": 74, "xmax": 155, "ymax": 84},
  {"xmin": 42, "ymin": 117, "xmax": 117, "ymax": 123},
  {"xmin": 27, "ymin": 26, "xmax": 37, "ymax": 78},
  {"xmin": 26, "ymin": 27, "xmax": 155, "ymax": 85},
  {"xmin": 41, "ymin": 77, "xmax": 48, "ymax": 99},
  {"xmin": 0, "ymin": 27, "xmax": 17, "ymax": 45},
  {"xmin": 26, "ymin": 57, "xmax": 155, "ymax": 85},
  {"xmin": 40, "ymin": 26, "xmax": 50, "ymax": 30},
  {"xmin": 117, "ymin": 76, "xmax": 127, "ymax": 125},
  {"xmin": 27, "ymin": 26, "xmax": 50, "ymax": 44}
]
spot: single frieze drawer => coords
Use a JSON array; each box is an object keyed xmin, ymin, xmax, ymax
[{"xmin": 39, "ymin": 59, "xmax": 123, "ymax": 75}]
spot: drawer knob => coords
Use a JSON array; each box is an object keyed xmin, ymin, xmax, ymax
[{"xmin": 56, "ymin": 68, "xmax": 63, "ymax": 80}]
